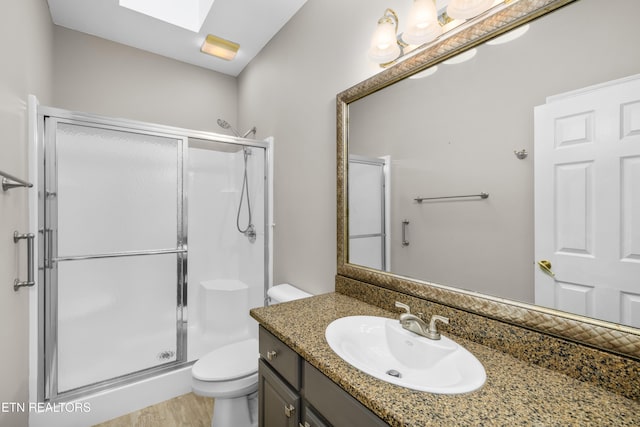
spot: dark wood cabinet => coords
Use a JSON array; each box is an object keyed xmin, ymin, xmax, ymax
[
  {"xmin": 258, "ymin": 326, "xmax": 388, "ymax": 427},
  {"xmin": 259, "ymin": 359, "xmax": 300, "ymax": 427}
]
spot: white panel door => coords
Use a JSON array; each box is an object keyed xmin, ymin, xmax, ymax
[{"xmin": 534, "ymin": 74, "xmax": 640, "ymax": 327}]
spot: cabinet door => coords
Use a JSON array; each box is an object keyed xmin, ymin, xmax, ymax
[
  {"xmin": 259, "ymin": 359, "xmax": 300, "ymax": 427},
  {"xmin": 301, "ymin": 403, "xmax": 330, "ymax": 427},
  {"xmin": 303, "ymin": 362, "xmax": 389, "ymax": 427}
]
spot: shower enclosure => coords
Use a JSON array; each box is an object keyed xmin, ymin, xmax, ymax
[{"xmin": 35, "ymin": 107, "xmax": 269, "ymax": 404}]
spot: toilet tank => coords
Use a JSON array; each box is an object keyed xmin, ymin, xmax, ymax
[{"xmin": 267, "ymin": 284, "xmax": 312, "ymax": 304}]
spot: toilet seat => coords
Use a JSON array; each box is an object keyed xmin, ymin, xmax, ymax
[{"xmin": 193, "ymin": 338, "xmax": 258, "ymax": 382}]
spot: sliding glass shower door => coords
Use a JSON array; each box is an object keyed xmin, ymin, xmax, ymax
[{"xmin": 42, "ymin": 118, "xmax": 187, "ymax": 399}]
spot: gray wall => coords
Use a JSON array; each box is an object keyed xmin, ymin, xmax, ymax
[
  {"xmin": 53, "ymin": 26, "xmax": 238, "ymax": 133},
  {"xmin": 237, "ymin": 0, "xmax": 393, "ymax": 295},
  {"xmin": 6, "ymin": 1, "xmax": 636, "ymax": 424},
  {"xmin": 0, "ymin": 1, "xmax": 53, "ymax": 425},
  {"xmin": 2, "ymin": 7, "xmax": 239, "ymax": 426},
  {"xmin": 1, "ymin": 0, "xmax": 394, "ymax": 423}
]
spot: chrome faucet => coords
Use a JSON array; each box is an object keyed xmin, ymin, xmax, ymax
[{"xmin": 395, "ymin": 302, "xmax": 449, "ymax": 340}]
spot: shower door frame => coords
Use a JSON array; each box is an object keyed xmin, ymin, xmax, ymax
[
  {"xmin": 37, "ymin": 108, "xmax": 190, "ymax": 402},
  {"xmin": 36, "ymin": 106, "xmax": 272, "ymax": 403}
]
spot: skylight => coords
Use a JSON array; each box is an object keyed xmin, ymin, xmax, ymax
[{"xmin": 119, "ymin": 0, "xmax": 215, "ymax": 32}]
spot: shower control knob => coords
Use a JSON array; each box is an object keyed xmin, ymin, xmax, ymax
[{"xmin": 267, "ymin": 350, "xmax": 277, "ymax": 361}]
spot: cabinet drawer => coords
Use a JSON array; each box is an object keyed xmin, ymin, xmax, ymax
[
  {"xmin": 303, "ymin": 361, "xmax": 389, "ymax": 427},
  {"xmin": 259, "ymin": 326, "xmax": 301, "ymax": 389}
]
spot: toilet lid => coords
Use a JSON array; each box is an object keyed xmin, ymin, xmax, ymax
[{"xmin": 192, "ymin": 338, "xmax": 258, "ymax": 381}]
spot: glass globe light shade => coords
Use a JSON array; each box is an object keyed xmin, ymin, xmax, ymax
[
  {"xmin": 368, "ymin": 18, "xmax": 401, "ymax": 64},
  {"xmin": 403, "ymin": 0, "xmax": 442, "ymax": 45},
  {"xmin": 447, "ymin": 0, "xmax": 494, "ymax": 20}
]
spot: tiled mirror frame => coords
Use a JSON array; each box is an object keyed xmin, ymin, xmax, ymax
[{"xmin": 336, "ymin": 0, "xmax": 640, "ymax": 362}]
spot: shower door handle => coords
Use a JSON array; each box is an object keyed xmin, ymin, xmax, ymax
[
  {"xmin": 45, "ymin": 228, "xmax": 53, "ymax": 269},
  {"xmin": 14, "ymin": 231, "xmax": 35, "ymax": 291}
]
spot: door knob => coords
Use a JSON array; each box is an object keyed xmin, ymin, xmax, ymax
[{"xmin": 537, "ymin": 260, "xmax": 555, "ymax": 277}]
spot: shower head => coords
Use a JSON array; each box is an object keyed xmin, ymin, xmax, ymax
[
  {"xmin": 217, "ymin": 118, "xmax": 240, "ymax": 137},
  {"xmin": 242, "ymin": 127, "xmax": 257, "ymax": 138},
  {"xmin": 217, "ymin": 118, "xmax": 257, "ymax": 139}
]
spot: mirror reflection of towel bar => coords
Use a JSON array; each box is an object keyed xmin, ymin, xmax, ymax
[{"xmin": 415, "ymin": 192, "xmax": 489, "ymax": 203}]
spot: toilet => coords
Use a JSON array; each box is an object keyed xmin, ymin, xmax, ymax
[{"xmin": 192, "ymin": 283, "xmax": 312, "ymax": 427}]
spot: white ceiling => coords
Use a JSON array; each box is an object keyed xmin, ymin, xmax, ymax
[{"xmin": 46, "ymin": 0, "xmax": 308, "ymax": 77}]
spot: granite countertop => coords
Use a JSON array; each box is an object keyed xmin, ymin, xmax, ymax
[{"xmin": 250, "ymin": 292, "xmax": 640, "ymax": 427}]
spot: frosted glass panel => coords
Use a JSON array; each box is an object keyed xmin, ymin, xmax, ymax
[
  {"xmin": 57, "ymin": 254, "xmax": 178, "ymax": 392},
  {"xmin": 56, "ymin": 122, "xmax": 180, "ymax": 255},
  {"xmin": 350, "ymin": 236, "xmax": 383, "ymax": 270},
  {"xmin": 349, "ymin": 161, "xmax": 384, "ymax": 236}
]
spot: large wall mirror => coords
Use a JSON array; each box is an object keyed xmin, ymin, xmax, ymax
[{"xmin": 337, "ymin": 0, "xmax": 640, "ymax": 359}]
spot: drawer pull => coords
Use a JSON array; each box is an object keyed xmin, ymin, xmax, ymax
[
  {"xmin": 284, "ymin": 403, "xmax": 295, "ymax": 418},
  {"xmin": 267, "ymin": 350, "xmax": 278, "ymax": 361}
]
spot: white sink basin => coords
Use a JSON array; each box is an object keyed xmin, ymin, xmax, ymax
[{"xmin": 325, "ymin": 315, "xmax": 486, "ymax": 394}]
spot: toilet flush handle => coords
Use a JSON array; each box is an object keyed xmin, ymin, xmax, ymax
[{"xmin": 267, "ymin": 350, "xmax": 277, "ymax": 361}]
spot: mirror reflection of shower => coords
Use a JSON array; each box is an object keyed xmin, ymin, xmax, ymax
[{"xmin": 217, "ymin": 118, "xmax": 257, "ymax": 243}]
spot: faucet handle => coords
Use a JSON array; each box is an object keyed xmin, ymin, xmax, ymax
[
  {"xmin": 427, "ymin": 315, "xmax": 449, "ymax": 340},
  {"xmin": 395, "ymin": 301, "xmax": 411, "ymax": 314}
]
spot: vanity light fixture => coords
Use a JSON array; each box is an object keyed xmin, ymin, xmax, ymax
[
  {"xmin": 369, "ymin": 0, "xmax": 498, "ymax": 67},
  {"xmin": 403, "ymin": 0, "xmax": 442, "ymax": 45},
  {"xmin": 368, "ymin": 9, "xmax": 404, "ymax": 65},
  {"xmin": 200, "ymin": 34, "xmax": 240, "ymax": 61},
  {"xmin": 447, "ymin": 0, "xmax": 494, "ymax": 19}
]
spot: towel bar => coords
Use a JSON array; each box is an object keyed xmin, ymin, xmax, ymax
[
  {"xmin": 1, "ymin": 169, "xmax": 33, "ymax": 191},
  {"xmin": 415, "ymin": 192, "xmax": 489, "ymax": 203},
  {"xmin": 14, "ymin": 231, "xmax": 35, "ymax": 291}
]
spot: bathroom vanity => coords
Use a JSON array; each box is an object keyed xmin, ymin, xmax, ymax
[
  {"xmin": 258, "ymin": 326, "xmax": 387, "ymax": 427},
  {"xmin": 252, "ymin": 292, "xmax": 640, "ymax": 426}
]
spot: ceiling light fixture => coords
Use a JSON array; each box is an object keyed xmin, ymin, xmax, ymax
[
  {"xmin": 200, "ymin": 34, "xmax": 240, "ymax": 61},
  {"xmin": 369, "ymin": 0, "xmax": 498, "ymax": 67}
]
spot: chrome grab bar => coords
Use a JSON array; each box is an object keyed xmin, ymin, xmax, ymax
[
  {"xmin": 402, "ymin": 219, "xmax": 410, "ymax": 247},
  {"xmin": 1, "ymin": 169, "xmax": 33, "ymax": 191},
  {"xmin": 14, "ymin": 231, "xmax": 35, "ymax": 291}
]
